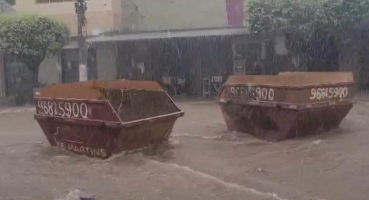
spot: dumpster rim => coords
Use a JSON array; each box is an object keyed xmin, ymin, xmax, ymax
[
  {"xmin": 217, "ymin": 98, "xmax": 356, "ymax": 110},
  {"xmin": 34, "ymin": 97, "xmax": 107, "ymax": 103},
  {"xmin": 35, "ymin": 89, "xmax": 182, "ymax": 108},
  {"xmin": 35, "ymin": 111, "xmax": 185, "ymax": 128},
  {"xmin": 34, "ymin": 114, "xmax": 123, "ymax": 125},
  {"xmin": 99, "ymin": 87, "xmax": 164, "ymax": 92},
  {"xmin": 121, "ymin": 111, "xmax": 185, "ymax": 128},
  {"xmin": 35, "ymin": 91, "xmax": 184, "ymax": 125},
  {"xmin": 222, "ymin": 82, "xmax": 355, "ymax": 89}
]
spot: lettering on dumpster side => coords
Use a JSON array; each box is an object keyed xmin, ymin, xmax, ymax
[
  {"xmin": 230, "ymin": 86, "xmax": 274, "ymax": 101},
  {"xmin": 37, "ymin": 101, "xmax": 89, "ymax": 119},
  {"xmin": 310, "ymin": 87, "xmax": 348, "ymax": 100},
  {"xmin": 56, "ymin": 142, "xmax": 107, "ymax": 157}
]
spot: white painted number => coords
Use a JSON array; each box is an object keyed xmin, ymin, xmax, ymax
[
  {"xmin": 72, "ymin": 103, "xmax": 79, "ymax": 117},
  {"xmin": 37, "ymin": 101, "xmax": 89, "ymax": 119},
  {"xmin": 268, "ymin": 88, "xmax": 275, "ymax": 101},
  {"xmin": 230, "ymin": 86, "xmax": 275, "ymax": 101},
  {"xmin": 80, "ymin": 103, "xmax": 88, "ymax": 119},
  {"xmin": 254, "ymin": 87, "xmax": 274, "ymax": 101},
  {"xmin": 310, "ymin": 87, "xmax": 348, "ymax": 100},
  {"xmin": 65, "ymin": 102, "xmax": 72, "ymax": 117}
]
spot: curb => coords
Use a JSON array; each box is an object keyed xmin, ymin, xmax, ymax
[{"xmin": 0, "ymin": 107, "xmax": 36, "ymax": 114}]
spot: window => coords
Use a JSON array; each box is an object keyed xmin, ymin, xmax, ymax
[
  {"xmin": 36, "ymin": 0, "xmax": 75, "ymax": 4},
  {"xmin": 5, "ymin": 0, "xmax": 15, "ymax": 6}
]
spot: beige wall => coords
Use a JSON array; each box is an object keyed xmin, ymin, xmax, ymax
[
  {"xmin": 13, "ymin": 0, "xmax": 120, "ymax": 35},
  {"xmin": 123, "ymin": 0, "xmax": 228, "ymax": 31},
  {"xmin": 12, "ymin": 0, "xmax": 246, "ymax": 34},
  {"xmin": 111, "ymin": 0, "xmax": 125, "ymax": 29}
]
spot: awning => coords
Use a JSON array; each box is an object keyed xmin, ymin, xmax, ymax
[{"xmin": 86, "ymin": 27, "xmax": 250, "ymax": 43}]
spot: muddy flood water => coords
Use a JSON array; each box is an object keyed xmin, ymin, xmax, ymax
[{"xmin": 1, "ymin": 97, "xmax": 369, "ymax": 200}]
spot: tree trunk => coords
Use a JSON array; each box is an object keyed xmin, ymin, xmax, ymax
[
  {"xmin": 33, "ymin": 66, "xmax": 39, "ymax": 88},
  {"xmin": 18, "ymin": 54, "xmax": 44, "ymax": 105},
  {"xmin": 20, "ymin": 54, "xmax": 44, "ymax": 87}
]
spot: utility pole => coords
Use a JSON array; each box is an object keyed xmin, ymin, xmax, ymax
[{"xmin": 75, "ymin": 0, "xmax": 88, "ymax": 82}]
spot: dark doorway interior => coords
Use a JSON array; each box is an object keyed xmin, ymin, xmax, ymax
[
  {"xmin": 87, "ymin": 47, "xmax": 98, "ymax": 80},
  {"xmin": 61, "ymin": 49, "xmax": 79, "ymax": 83}
]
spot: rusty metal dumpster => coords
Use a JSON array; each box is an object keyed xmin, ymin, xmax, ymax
[
  {"xmin": 217, "ymin": 72, "xmax": 355, "ymax": 142},
  {"xmin": 34, "ymin": 79, "xmax": 184, "ymax": 158}
]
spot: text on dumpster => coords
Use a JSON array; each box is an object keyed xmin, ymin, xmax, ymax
[
  {"xmin": 310, "ymin": 87, "xmax": 348, "ymax": 100},
  {"xmin": 56, "ymin": 142, "xmax": 107, "ymax": 157},
  {"xmin": 37, "ymin": 101, "xmax": 89, "ymax": 119},
  {"xmin": 230, "ymin": 86, "xmax": 275, "ymax": 101}
]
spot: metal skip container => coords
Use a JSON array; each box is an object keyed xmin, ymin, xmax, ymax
[
  {"xmin": 34, "ymin": 80, "xmax": 184, "ymax": 158},
  {"xmin": 217, "ymin": 72, "xmax": 355, "ymax": 142}
]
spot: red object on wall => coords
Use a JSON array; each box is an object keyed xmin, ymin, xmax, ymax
[{"xmin": 226, "ymin": 0, "xmax": 245, "ymax": 26}]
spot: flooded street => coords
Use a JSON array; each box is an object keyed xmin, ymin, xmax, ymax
[
  {"xmin": 1, "ymin": 0, "xmax": 368, "ymax": 199},
  {"xmin": 1, "ymin": 97, "xmax": 369, "ymax": 200}
]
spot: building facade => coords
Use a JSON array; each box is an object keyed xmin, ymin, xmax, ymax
[
  {"xmin": 12, "ymin": 0, "xmax": 125, "ymax": 35},
  {"xmin": 11, "ymin": 0, "xmax": 245, "ymax": 35},
  {"xmin": 121, "ymin": 0, "xmax": 230, "ymax": 31},
  {"xmin": 1, "ymin": 0, "xmax": 248, "ymax": 103}
]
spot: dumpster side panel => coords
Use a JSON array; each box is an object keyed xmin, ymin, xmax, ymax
[
  {"xmin": 116, "ymin": 118, "xmax": 178, "ymax": 152},
  {"xmin": 293, "ymin": 104, "xmax": 353, "ymax": 134},
  {"xmin": 37, "ymin": 120, "xmax": 58, "ymax": 147},
  {"xmin": 220, "ymin": 104, "xmax": 298, "ymax": 141},
  {"xmin": 220, "ymin": 103, "xmax": 353, "ymax": 141},
  {"xmin": 37, "ymin": 120, "xmax": 120, "ymax": 158},
  {"xmin": 101, "ymin": 89, "xmax": 180, "ymax": 122},
  {"xmin": 34, "ymin": 99, "xmax": 122, "ymax": 158}
]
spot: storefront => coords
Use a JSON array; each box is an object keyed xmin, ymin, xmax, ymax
[
  {"xmin": 87, "ymin": 27, "xmax": 249, "ymax": 97},
  {"xmin": 86, "ymin": 28, "xmax": 291, "ymax": 97}
]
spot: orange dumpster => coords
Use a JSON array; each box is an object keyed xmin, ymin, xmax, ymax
[
  {"xmin": 34, "ymin": 79, "xmax": 184, "ymax": 158},
  {"xmin": 217, "ymin": 72, "xmax": 355, "ymax": 141}
]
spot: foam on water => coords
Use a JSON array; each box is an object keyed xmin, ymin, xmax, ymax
[
  {"xmin": 149, "ymin": 160, "xmax": 289, "ymax": 200},
  {"xmin": 171, "ymin": 134, "xmax": 223, "ymax": 140},
  {"xmin": 54, "ymin": 189, "xmax": 81, "ymax": 200}
]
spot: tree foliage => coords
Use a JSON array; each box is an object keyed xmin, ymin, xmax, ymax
[
  {"xmin": 247, "ymin": 0, "xmax": 369, "ymax": 72},
  {"xmin": 0, "ymin": 14, "xmax": 69, "ymax": 75},
  {"xmin": 248, "ymin": 0, "xmax": 369, "ymax": 37},
  {"xmin": 0, "ymin": 14, "xmax": 69, "ymax": 105}
]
